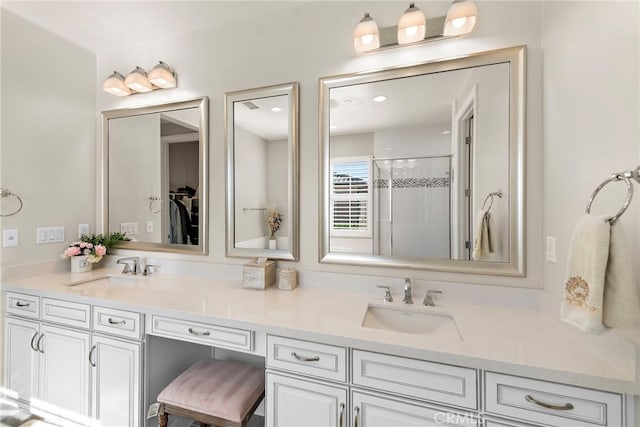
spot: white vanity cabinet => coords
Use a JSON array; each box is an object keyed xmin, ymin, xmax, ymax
[
  {"xmin": 266, "ymin": 335, "xmax": 349, "ymax": 427},
  {"xmin": 3, "ymin": 292, "xmax": 143, "ymax": 427}
]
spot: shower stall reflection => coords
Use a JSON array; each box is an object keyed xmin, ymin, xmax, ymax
[{"xmin": 373, "ymin": 156, "xmax": 452, "ymax": 258}]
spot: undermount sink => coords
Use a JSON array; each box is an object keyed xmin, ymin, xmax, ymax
[
  {"xmin": 66, "ymin": 274, "xmax": 146, "ymax": 288},
  {"xmin": 362, "ymin": 304, "xmax": 463, "ymax": 339}
]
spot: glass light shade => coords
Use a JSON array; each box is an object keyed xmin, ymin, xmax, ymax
[
  {"xmin": 397, "ymin": 3, "xmax": 426, "ymax": 45},
  {"xmin": 148, "ymin": 61, "xmax": 177, "ymax": 89},
  {"xmin": 102, "ymin": 71, "xmax": 131, "ymax": 97},
  {"xmin": 124, "ymin": 66, "xmax": 153, "ymax": 93},
  {"xmin": 443, "ymin": 0, "xmax": 478, "ymax": 36},
  {"xmin": 354, "ymin": 13, "xmax": 380, "ymax": 52}
]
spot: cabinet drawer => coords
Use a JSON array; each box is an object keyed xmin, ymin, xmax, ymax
[
  {"xmin": 5, "ymin": 292, "xmax": 39, "ymax": 319},
  {"xmin": 41, "ymin": 297, "xmax": 90, "ymax": 329},
  {"xmin": 267, "ymin": 335, "xmax": 347, "ymax": 383},
  {"xmin": 352, "ymin": 349, "xmax": 478, "ymax": 410},
  {"xmin": 484, "ymin": 372, "xmax": 623, "ymax": 427},
  {"xmin": 151, "ymin": 315, "xmax": 253, "ymax": 352},
  {"xmin": 93, "ymin": 306, "xmax": 143, "ymax": 340}
]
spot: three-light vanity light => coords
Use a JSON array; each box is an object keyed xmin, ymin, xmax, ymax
[
  {"xmin": 102, "ymin": 61, "xmax": 177, "ymax": 96},
  {"xmin": 354, "ymin": 0, "xmax": 478, "ymax": 53}
]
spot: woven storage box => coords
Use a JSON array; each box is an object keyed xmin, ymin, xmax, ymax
[{"xmin": 243, "ymin": 260, "xmax": 276, "ymax": 290}]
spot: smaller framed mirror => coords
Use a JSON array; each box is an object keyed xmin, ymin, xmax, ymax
[{"xmin": 225, "ymin": 82, "xmax": 299, "ymax": 260}]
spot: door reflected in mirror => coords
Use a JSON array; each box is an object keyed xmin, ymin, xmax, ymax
[
  {"xmin": 101, "ymin": 97, "xmax": 208, "ymax": 255},
  {"xmin": 226, "ymin": 83, "xmax": 299, "ymax": 260},
  {"xmin": 320, "ymin": 46, "xmax": 525, "ymax": 275}
]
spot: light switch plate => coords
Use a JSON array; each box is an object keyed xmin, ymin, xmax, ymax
[
  {"xmin": 3, "ymin": 229, "xmax": 18, "ymax": 247},
  {"xmin": 36, "ymin": 226, "xmax": 65, "ymax": 244},
  {"xmin": 546, "ymin": 236, "xmax": 557, "ymax": 263},
  {"xmin": 79, "ymin": 223, "xmax": 89, "ymax": 238}
]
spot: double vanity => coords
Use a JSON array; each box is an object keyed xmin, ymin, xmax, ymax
[{"xmin": 2, "ymin": 265, "xmax": 637, "ymax": 427}]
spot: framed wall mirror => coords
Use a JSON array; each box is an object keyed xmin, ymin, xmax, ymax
[
  {"xmin": 101, "ymin": 97, "xmax": 209, "ymax": 254},
  {"xmin": 320, "ymin": 46, "xmax": 525, "ymax": 275},
  {"xmin": 225, "ymin": 82, "xmax": 299, "ymax": 260}
]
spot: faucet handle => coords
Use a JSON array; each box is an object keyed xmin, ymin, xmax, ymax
[
  {"xmin": 376, "ymin": 285, "xmax": 393, "ymax": 303},
  {"xmin": 423, "ymin": 289, "xmax": 442, "ymax": 306},
  {"xmin": 143, "ymin": 265, "xmax": 155, "ymax": 276}
]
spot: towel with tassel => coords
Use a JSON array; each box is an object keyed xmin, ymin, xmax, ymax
[
  {"xmin": 472, "ymin": 209, "xmax": 496, "ymax": 260},
  {"xmin": 561, "ymin": 214, "xmax": 640, "ymax": 332}
]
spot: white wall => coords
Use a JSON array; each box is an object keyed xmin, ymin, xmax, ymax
[
  {"xmin": 0, "ymin": 10, "xmax": 96, "ymax": 267},
  {"xmin": 542, "ymin": 1, "xmax": 640, "ymax": 299}
]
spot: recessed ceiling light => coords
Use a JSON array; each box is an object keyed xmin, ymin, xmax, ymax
[
  {"xmin": 330, "ymin": 124, "xmax": 339, "ymax": 130},
  {"xmin": 373, "ymin": 95, "xmax": 387, "ymax": 103},
  {"xmin": 271, "ymin": 107, "xmax": 282, "ymax": 112},
  {"xmin": 442, "ymin": 130, "xmax": 451, "ymax": 135}
]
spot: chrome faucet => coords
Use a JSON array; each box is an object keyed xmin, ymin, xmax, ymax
[
  {"xmin": 402, "ymin": 278, "xmax": 413, "ymax": 304},
  {"xmin": 376, "ymin": 285, "xmax": 393, "ymax": 303},
  {"xmin": 423, "ymin": 290, "xmax": 442, "ymax": 307},
  {"xmin": 117, "ymin": 257, "xmax": 140, "ymax": 275}
]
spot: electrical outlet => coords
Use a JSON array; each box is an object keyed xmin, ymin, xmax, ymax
[
  {"xmin": 546, "ymin": 236, "xmax": 557, "ymax": 263},
  {"xmin": 3, "ymin": 229, "xmax": 18, "ymax": 247},
  {"xmin": 146, "ymin": 221, "xmax": 153, "ymax": 233},
  {"xmin": 79, "ymin": 223, "xmax": 90, "ymax": 238}
]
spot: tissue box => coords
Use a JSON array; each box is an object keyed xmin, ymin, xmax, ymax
[
  {"xmin": 243, "ymin": 260, "xmax": 276, "ymax": 290},
  {"xmin": 278, "ymin": 269, "xmax": 298, "ymax": 291}
]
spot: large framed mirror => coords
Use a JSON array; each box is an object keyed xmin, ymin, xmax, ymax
[
  {"xmin": 320, "ymin": 46, "xmax": 525, "ymax": 275},
  {"xmin": 101, "ymin": 97, "xmax": 208, "ymax": 254},
  {"xmin": 225, "ymin": 82, "xmax": 299, "ymax": 260}
]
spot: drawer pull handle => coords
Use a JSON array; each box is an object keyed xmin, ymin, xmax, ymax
[
  {"xmin": 30, "ymin": 332, "xmax": 39, "ymax": 352},
  {"xmin": 354, "ymin": 406, "xmax": 360, "ymax": 427},
  {"xmin": 107, "ymin": 318, "xmax": 126, "ymax": 325},
  {"xmin": 525, "ymin": 394, "xmax": 574, "ymax": 411},
  {"xmin": 188, "ymin": 327, "xmax": 211, "ymax": 336},
  {"xmin": 36, "ymin": 333, "xmax": 45, "ymax": 353},
  {"xmin": 291, "ymin": 351, "xmax": 320, "ymax": 362},
  {"xmin": 339, "ymin": 403, "xmax": 345, "ymax": 427},
  {"xmin": 15, "ymin": 301, "xmax": 30, "ymax": 307}
]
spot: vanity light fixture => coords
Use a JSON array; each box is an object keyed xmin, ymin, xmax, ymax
[
  {"xmin": 443, "ymin": 0, "xmax": 478, "ymax": 36},
  {"xmin": 354, "ymin": 13, "xmax": 380, "ymax": 53},
  {"xmin": 147, "ymin": 61, "xmax": 177, "ymax": 89},
  {"xmin": 397, "ymin": 3, "xmax": 427, "ymax": 45},
  {"xmin": 102, "ymin": 71, "xmax": 131, "ymax": 97},
  {"xmin": 124, "ymin": 66, "xmax": 153, "ymax": 93},
  {"xmin": 103, "ymin": 61, "xmax": 178, "ymax": 96},
  {"xmin": 354, "ymin": 1, "xmax": 477, "ymax": 53}
]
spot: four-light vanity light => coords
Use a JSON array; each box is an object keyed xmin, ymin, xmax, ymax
[
  {"xmin": 354, "ymin": 0, "xmax": 478, "ymax": 53},
  {"xmin": 102, "ymin": 61, "xmax": 177, "ymax": 96}
]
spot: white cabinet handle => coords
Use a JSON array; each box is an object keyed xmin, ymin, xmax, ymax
[
  {"xmin": 188, "ymin": 327, "xmax": 210, "ymax": 336},
  {"xmin": 354, "ymin": 406, "xmax": 360, "ymax": 427},
  {"xmin": 339, "ymin": 403, "xmax": 345, "ymax": 427},
  {"xmin": 525, "ymin": 394, "xmax": 574, "ymax": 411},
  {"xmin": 15, "ymin": 301, "xmax": 30, "ymax": 307},
  {"xmin": 291, "ymin": 351, "xmax": 320, "ymax": 362},
  {"xmin": 107, "ymin": 318, "xmax": 126, "ymax": 325},
  {"xmin": 89, "ymin": 345, "xmax": 97, "ymax": 367}
]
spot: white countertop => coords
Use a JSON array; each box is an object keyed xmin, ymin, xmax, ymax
[{"xmin": 2, "ymin": 267, "xmax": 638, "ymax": 395}]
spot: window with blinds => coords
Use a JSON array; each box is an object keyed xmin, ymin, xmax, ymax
[{"xmin": 330, "ymin": 157, "xmax": 372, "ymax": 237}]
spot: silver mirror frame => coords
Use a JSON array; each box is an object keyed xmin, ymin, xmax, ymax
[
  {"xmin": 100, "ymin": 97, "xmax": 209, "ymax": 255},
  {"xmin": 225, "ymin": 82, "xmax": 299, "ymax": 260},
  {"xmin": 319, "ymin": 46, "xmax": 526, "ymax": 276}
]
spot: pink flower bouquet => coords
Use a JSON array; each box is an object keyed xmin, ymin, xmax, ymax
[{"xmin": 60, "ymin": 232, "xmax": 128, "ymax": 264}]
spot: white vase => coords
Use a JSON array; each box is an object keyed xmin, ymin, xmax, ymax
[
  {"xmin": 269, "ymin": 239, "xmax": 277, "ymax": 250},
  {"xmin": 71, "ymin": 255, "xmax": 92, "ymax": 273}
]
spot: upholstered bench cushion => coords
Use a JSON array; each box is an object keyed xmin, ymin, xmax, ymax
[{"xmin": 158, "ymin": 359, "xmax": 264, "ymax": 423}]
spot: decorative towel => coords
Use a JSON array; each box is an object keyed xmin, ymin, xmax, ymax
[
  {"xmin": 472, "ymin": 209, "xmax": 496, "ymax": 260},
  {"xmin": 561, "ymin": 214, "xmax": 640, "ymax": 332}
]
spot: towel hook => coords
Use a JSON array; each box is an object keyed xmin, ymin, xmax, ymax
[
  {"xmin": 482, "ymin": 189, "xmax": 503, "ymax": 211},
  {"xmin": 585, "ymin": 175, "xmax": 633, "ymax": 224},
  {"xmin": 0, "ymin": 188, "xmax": 23, "ymax": 217},
  {"xmin": 148, "ymin": 196, "xmax": 161, "ymax": 214}
]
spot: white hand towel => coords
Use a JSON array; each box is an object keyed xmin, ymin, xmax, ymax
[
  {"xmin": 561, "ymin": 214, "xmax": 610, "ymax": 332},
  {"xmin": 472, "ymin": 210, "xmax": 496, "ymax": 260},
  {"xmin": 603, "ymin": 221, "xmax": 640, "ymax": 328}
]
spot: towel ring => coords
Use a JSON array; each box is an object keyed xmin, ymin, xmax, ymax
[
  {"xmin": 585, "ymin": 174, "xmax": 633, "ymax": 224},
  {"xmin": 148, "ymin": 196, "xmax": 162, "ymax": 214},
  {"xmin": 0, "ymin": 188, "xmax": 23, "ymax": 217},
  {"xmin": 482, "ymin": 189, "xmax": 504, "ymax": 211}
]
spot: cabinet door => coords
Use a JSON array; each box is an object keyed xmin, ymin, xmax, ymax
[
  {"xmin": 266, "ymin": 371, "xmax": 348, "ymax": 427},
  {"xmin": 38, "ymin": 324, "xmax": 91, "ymax": 422},
  {"xmin": 3, "ymin": 317, "xmax": 39, "ymax": 403},
  {"xmin": 91, "ymin": 334, "xmax": 142, "ymax": 427},
  {"xmin": 352, "ymin": 390, "xmax": 477, "ymax": 427}
]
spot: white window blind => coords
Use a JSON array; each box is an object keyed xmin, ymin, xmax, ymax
[{"xmin": 330, "ymin": 157, "xmax": 372, "ymax": 237}]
